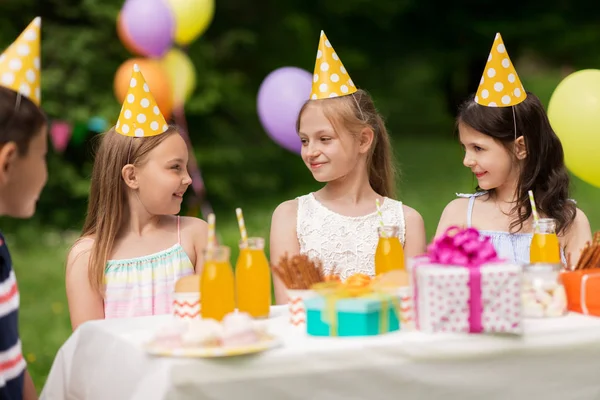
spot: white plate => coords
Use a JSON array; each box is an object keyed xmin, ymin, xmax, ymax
[{"xmin": 145, "ymin": 335, "xmax": 282, "ymax": 358}]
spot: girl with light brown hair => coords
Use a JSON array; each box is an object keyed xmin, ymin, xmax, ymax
[
  {"xmin": 66, "ymin": 65, "xmax": 208, "ymax": 330},
  {"xmin": 270, "ymin": 31, "xmax": 427, "ymax": 304}
]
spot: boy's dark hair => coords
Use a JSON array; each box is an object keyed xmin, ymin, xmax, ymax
[{"xmin": 0, "ymin": 86, "xmax": 47, "ymax": 156}]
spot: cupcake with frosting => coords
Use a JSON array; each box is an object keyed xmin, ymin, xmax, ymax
[
  {"xmin": 221, "ymin": 312, "xmax": 260, "ymax": 347},
  {"xmin": 181, "ymin": 319, "xmax": 223, "ymax": 347}
]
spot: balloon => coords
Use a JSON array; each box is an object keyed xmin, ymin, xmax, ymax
[
  {"xmin": 50, "ymin": 121, "xmax": 72, "ymax": 153},
  {"xmin": 120, "ymin": 0, "xmax": 175, "ymax": 57},
  {"xmin": 548, "ymin": 69, "xmax": 600, "ymax": 188},
  {"xmin": 257, "ymin": 67, "xmax": 312, "ymax": 154},
  {"xmin": 160, "ymin": 49, "xmax": 196, "ymax": 108},
  {"xmin": 114, "ymin": 58, "xmax": 173, "ymax": 120},
  {"xmin": 88, "ymin": 116, "xmax": 108, "ymax": 133},
  {"xmin": 116, "ymin": 11, "xmax": 144, "ymax": 56},
  {"xmin": 165, "ymin": 0, "xmax": 215, "ymax": 45}
]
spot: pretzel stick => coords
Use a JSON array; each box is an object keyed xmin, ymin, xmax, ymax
[
  {"xmin": 574, "ymin": 242, "xmax": 588, "ymax": 271},
  {"xmin": 575, "ymin": 242, "xmax": 593, "ymax": 271},
  {"xmin": 306, "ymin": 258, "xmax": 322, "ymax": 286},
  {"xmin": 273, "ymin": 254, "xmax": 294, "ymax": 288},
  {"xmin": 590, "ymin": 244, "xmax": 600, "ymax": 270}
]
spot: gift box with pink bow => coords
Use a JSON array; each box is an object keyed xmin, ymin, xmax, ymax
[{"xmin": 411, "ymin": 226, "xmax": 523, "ymax": 334}]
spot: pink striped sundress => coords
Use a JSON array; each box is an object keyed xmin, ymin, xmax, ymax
[{"xmin": 103, "ymin": 216, "xmax": 195, "ymax": 318}]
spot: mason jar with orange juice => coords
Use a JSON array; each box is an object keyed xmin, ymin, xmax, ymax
[
  {"xmin": 375, "ymin": 225, "xmax": 405, "ymax": 275},
  {"xmin": 530, "ymin": 218, "xmax": 561, "ymax": 264},
  {"xmin": 200, "ymin": 245, "xmax": 236, "ymax": 321},
  {"xmin": 235, "ymin": 237, "xmax": 271, "ymax": 319}
]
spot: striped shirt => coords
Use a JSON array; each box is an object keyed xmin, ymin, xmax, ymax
[
  {"xmin": 0, "ymin": 232, "xmax": 26, "ymax": 400},
  {"xmin": 103, "ymin": 216, "xmax": 195, "ymax": 318}
]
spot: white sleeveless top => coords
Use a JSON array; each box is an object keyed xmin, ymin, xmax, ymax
[{"xmin": 296, "ymin": 193, "xmax": 406, "ymax": 281}]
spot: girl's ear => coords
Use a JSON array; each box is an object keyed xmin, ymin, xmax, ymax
[
  {"xmin": 514, "ymin": 136, "xmax": 527, "ymax": 160},
  {"xmin": 121, "ymin": 164, "xmax": 139, "ymax": 189},
  {"xmin": 359, "ymin": 127, "xmax": 375, "ymax": 154}
]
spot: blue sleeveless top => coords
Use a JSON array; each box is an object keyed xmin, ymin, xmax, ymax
[{"xmin": 458, "ymin": 192, "xmax": 567, "ymax": 265}]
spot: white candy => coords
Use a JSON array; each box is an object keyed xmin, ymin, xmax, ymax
[
  {"xmin": 533, "ymin": 288, "xmax": 553, "ymax": 306},
  {"xmin": 545, "ymin": 303, "xmax": 565, "ymax": 317},
  {"xmin": 523, "ymin": 301, "xmax": 545, "ymax": 318},
  {"xmin": 522, "ymin": 284, "xmax": 567, "ymax": 318}
]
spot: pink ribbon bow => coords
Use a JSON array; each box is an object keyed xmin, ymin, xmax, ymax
[{"xmin": 427, "ymin": 226, "xmax": 499, "ymax": 268}]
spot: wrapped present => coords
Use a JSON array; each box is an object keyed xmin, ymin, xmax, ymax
[
  {"xmin": 412, "ymin": 227, "xmax": 522, "ymax": 334},
  {"xmin": 304, "ymin": 277, "xmax": 400, "ymax": 337},
  {"xmin": 562, "ymin": 269, "xmax": 600, "ymax": 316}
]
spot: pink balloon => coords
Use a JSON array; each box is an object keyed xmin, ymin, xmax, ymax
[{"xmin": 50, "ymin": 121, "xmax": 72, "ymax": 153}]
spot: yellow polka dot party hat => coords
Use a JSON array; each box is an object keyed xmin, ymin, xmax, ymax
[
  {"xmin": 115, "ymin": 64, "xmax": 169, "ymax": 137},
  {"xmin": 310, "ymin": 31, "xmax": 357, "ymax": 100},
  {"xmin": 0, "ymin": 17, "xmax": 41, "ymax": 105},
  {"xmin": 475, "ymin": 33, "xmax": 526, "ymax": 107}
]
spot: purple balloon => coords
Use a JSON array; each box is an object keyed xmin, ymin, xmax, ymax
[
  {"xmin": 257, "ymin": 67, "xmax": 312, "ymax": 154},
  {"xmin": 121, "ymin": 0, "xmax": 174, "ymax": 58}
]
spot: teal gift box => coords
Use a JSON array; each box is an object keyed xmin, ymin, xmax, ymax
[{"xmin": 303, "ymin": 295, "xmax": 400, "ymax": 337}]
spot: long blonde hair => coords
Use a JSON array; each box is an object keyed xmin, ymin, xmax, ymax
[
  {"xmin": 81, "ymin": 126, "xmax": 179, "ymax": 293},
  {"xmin": 296, "ymin": 89, "xmax": 397, "ymax": 198}
]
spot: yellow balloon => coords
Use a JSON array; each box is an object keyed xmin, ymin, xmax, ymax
[
  {"xmin": 160, "ymin": 48, "xmax": 197, "ymax": 107},
  {"xmin": 548, "ymin": 69, "xmax": 600, "ymax": 188},
  {"xmin": 165, "ymin": 0, "xmax": 215, "ymax": 45}
]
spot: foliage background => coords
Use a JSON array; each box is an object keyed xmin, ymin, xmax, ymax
[{"xmin": 0, "ymin": 0, "xmax": 599, "ymax": 390}]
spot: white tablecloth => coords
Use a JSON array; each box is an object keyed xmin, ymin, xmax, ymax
[{"xmin": 41, "ymin": 306, "xmax": 600, "ymax": 400}]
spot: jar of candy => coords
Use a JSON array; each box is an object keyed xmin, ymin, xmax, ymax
[{"xmin": 522, "ymin": 263, "xmax": 567, "ymax": 318}]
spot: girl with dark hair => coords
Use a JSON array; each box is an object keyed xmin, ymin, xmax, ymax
[{"xmin": 436, "ymin": 33, "xmax": 592, "ymax": 266}]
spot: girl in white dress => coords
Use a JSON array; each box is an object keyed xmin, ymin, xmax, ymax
[{"xmin": 270, "ymin": 31, "xmax": 426, "ymax": 304}]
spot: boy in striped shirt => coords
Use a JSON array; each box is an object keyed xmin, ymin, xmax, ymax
[{"xmin": 0, "ymin": 17, "xmax": 47, "ymax": 400}]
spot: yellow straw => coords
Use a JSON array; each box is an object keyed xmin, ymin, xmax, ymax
[
  {"xmin": 528, "ymin": 190, "xmax": 540, "ymax": 227},
  {"xmin": 206, "ymin": 213, "xmax": 216, "ymax": 255},
  {"xmin": 235, "ymin": 208, "xmax": 248, "ymax": 245},
  {"xmin": 376, "ymin": 198, "xmax": 387, "ymax": 237}
]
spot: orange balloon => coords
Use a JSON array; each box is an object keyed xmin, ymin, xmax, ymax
[
  {"xmin": 116, "ymin": 11, "xmax": 144, "ymax": 56},
  {"xmin": 114, "ymin": 58, "xmax": 173, "ymax": 120}
]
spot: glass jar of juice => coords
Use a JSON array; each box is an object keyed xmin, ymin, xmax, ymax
[
  {"xmin": 235, "ymin": 237, "xmax": 271, "ymax": 319},
  {"xmin": 375, "ymin": 225, "xmax": 405, "ymax": 275},
  {"xmin": 200, "ymin": 245, "xmax": 235, "ymax": 321},
  {"xmin": 530, "ymin": 218, "xmax": 561, "ymax": 264}
]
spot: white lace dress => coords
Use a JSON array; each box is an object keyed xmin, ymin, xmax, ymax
[{"xmin": 296, "ymin": 193, "xmax": 406, "ymax": 281}]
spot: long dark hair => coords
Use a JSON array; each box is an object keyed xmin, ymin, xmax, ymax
[{"xmin": 457, "ymin": 91, "xmax": 576, "ymax": 234}]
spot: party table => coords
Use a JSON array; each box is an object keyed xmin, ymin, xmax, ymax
[{"xmin": 40, "ymin": 305, "xmax": 600, "ymax": 400}]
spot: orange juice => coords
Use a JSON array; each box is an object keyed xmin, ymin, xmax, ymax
[
  {"xmin": 530, "ymin": 233, "xmax": 560, "ymax": 263},
  {"xmin": 375, "ymin": 226, "xmax": 405, "ymax": 275},
  {"xmin": 236, "ymin": 237, "xmax": 271, "ymax": 318},
  {"xmin": 530, "ymin": 218, "xmax": 561, "ymax": 264},
  {"xmin": 200, "ymin": 246, "xmax": 235, "ymax": 321}
]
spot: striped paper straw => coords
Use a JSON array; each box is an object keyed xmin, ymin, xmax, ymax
[
  {"xmin": 376, "ymin": 198, "xmax": 387, "ymax": 237},
  {"xmin": 528, "ymin": 190, "xmax": 540, "ymax": 228},
  {"xmin": 206, "ymin": 213, "xmax": 216, "ymax": 256},
  {"xmin": 236, "ymin": 208, "xmax": 248, "ymax": 246}
]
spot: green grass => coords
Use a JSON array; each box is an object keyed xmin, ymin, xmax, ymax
[{"xmin": 12, "ymin": 135, "xmax": 600, "ymax": 392}]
